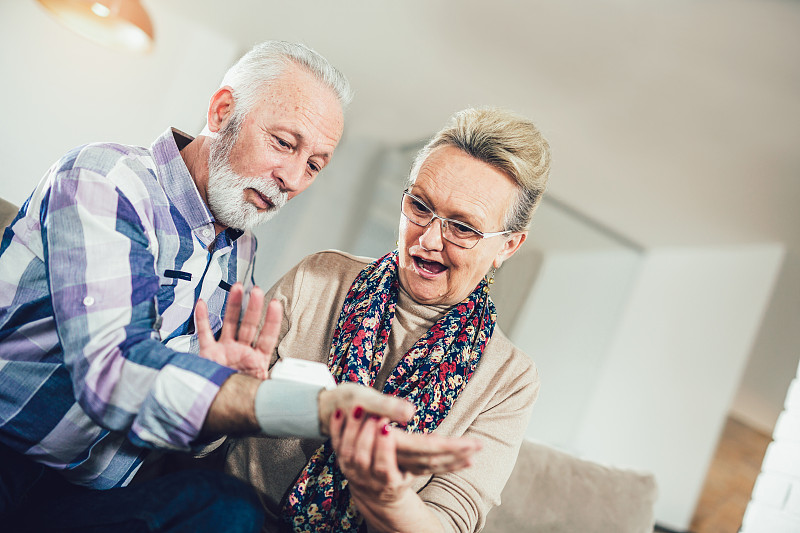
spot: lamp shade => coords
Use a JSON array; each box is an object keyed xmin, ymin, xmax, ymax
[{"xmin": 36, "ymin": 0, "xmax": 154, "ymax": 53}]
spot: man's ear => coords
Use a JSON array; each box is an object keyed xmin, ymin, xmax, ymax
[
  {"xmin": 207, "ymin": 86, "xmax": 235, "ymax": 134},
  {"xmin": 493, "ymin": 232, "xmax": 527, "ymax": 269}
]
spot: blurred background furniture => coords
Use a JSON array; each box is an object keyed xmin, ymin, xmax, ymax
[{"xmin": 484, "ymin": 439, "xmax": 658, "ymax": 533}]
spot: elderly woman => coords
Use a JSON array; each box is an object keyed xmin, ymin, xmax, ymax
[{"xmin": 225, "ymin": 107, "xmax": 551, "ymax": 532}]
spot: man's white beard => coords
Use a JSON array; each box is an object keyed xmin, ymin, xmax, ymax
[{"xmin": 206, "ymin": 119, "xmax": 288, "ymax": 232}]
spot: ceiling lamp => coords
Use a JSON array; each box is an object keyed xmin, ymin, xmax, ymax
[{"xmin": 36, "ymin": 0, "xmax": 154, "ymax": 53}]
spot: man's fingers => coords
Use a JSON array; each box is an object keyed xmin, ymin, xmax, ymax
[
  {"xmin": 237, "ymin": 286, "xmax": 264, "ymax": 346},
  {"xmin": 195, "ymin": 300, "xmax": 214, "ymax": 350},
  {"xmin": 220, "ymin": 283, "xmax": 243, "ymax": 342},
  {"xmin": 255, "ymin": 299, "xmax": 282, "ymax": 355}
]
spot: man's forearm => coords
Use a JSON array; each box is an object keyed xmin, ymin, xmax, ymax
[{"xmin": 201, "ymin": 373, "xmax": 261, "ymax": 435}]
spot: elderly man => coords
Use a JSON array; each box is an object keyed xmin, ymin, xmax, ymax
[{"xmin": 0, "ymin": 41, "xmax": 474, "ymax": 532}]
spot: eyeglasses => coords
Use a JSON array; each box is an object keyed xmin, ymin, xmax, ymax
[{"xmin": 400, "ymin": 190, "xmax": 512, "ymax": 249}]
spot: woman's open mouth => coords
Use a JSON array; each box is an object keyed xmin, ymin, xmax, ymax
[{"xmin": 413, "ymin": 256, "xmax": 447, "ymax": 278}]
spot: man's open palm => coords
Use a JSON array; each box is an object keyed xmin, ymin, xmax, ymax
[{"xmin": 195, "ymin": 283, "xmax": 281, "ymax": 380}]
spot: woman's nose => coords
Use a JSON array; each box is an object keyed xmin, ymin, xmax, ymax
[{"xmin": 419, "ymin": 217, "xmax": 444, "ymax": 251}]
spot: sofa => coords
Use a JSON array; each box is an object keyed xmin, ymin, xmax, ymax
[{"xmin": 484, "ymin": 439, "xmax": 658, "ymax": 533}]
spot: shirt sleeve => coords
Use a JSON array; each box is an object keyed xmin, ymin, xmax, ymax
[
  {"xmin": 417, "ymin": 362, "xmax": 540, "ymax": 533},
  {"xmin": 43, "ymin": 163, "xmax": 235, "ymax": 452}
]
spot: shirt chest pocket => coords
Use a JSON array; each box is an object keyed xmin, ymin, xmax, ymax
[
  {"xmin": 156, "ymin": 269, "xmax": 194, "ymax": 314},
  {"xmin": 156, "ymin": 269, "xmax": 233, "ymax": 332}
]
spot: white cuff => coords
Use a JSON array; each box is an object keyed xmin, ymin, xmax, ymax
[{"xmin": 254, "ymin": 359, "xmax": 336, "ymax": 439}]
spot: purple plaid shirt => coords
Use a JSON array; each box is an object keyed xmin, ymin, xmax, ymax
[{"xmin": 0, "ymin": 128, "xmax": 257, "ymax": 489}]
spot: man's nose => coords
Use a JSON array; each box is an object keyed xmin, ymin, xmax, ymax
[{"xmin": 272, "ymin": 155, "xmax": 306, "ymax": 193}]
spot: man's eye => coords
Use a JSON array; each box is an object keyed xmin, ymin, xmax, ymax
[
  {"xmin": 308, "ymin": 161, "xmax": 320, "ymax": 173},
  {"xmin": 275, "ymin": 137, "xmax": 292, "ymax": 150}
]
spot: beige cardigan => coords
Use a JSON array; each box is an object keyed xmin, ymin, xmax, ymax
[{"xmin": 225, "ymin": 251, "xmax": 540, "ymax": 533}]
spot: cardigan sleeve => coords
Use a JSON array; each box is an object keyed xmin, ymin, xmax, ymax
[{"xmin": 417, "ymin": 353, "xmax": 539, "ymax": 533}]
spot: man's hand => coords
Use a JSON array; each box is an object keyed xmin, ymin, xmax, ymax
[
  {"xmin": 195, "ymin": 283, "xmax": 282, "ymax": 379},
  {"xmin": 317, "ymin": 383, "xmax": 415, "ymax": 436}
]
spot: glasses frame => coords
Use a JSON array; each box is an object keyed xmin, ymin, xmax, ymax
[{"xmin": 401, "ymin": 190, "xmax": 513, "ymax": 249}]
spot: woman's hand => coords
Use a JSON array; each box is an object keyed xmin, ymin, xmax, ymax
[
  {"xmin": 332, "ymin": 410, "xmax": 415, "ymax": 503},
  {"xmin": 330, "ymin": 407, "xmax": 481, "ymax": 533},
  {"xmin": 195, "ymin": 283, "xmax": 282, "ymax": 380}
]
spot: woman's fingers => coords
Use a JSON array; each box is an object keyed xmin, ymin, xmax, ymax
[
  {"xmin": 329, "ymin": 407, "xmax": 345, "ymax": 450},
  {"xmin": 371, "ymin": 419, "xmax": 398, "ymax": 483},
  {"xmin": 351, "ymin": 386, "xmax": 415, "ymax": 425},
  {"xmin": 351, "ymin": 415, "xmax": 381, "ymax": 473},
  {"xmin": 394, "ymin": 432, "xmax": 481, "ymax": 475},
  {"xmin": 317, "ymin": 384, "xmax": 414, "ymax": 436},
  {"xmin": 335, "ymin": 405, "xmax": 365, "ymax": 469}
]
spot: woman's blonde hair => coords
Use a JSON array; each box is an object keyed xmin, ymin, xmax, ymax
[{"xmin": 407, "ymin": 108, "xmax": 551, "ymax": 232}]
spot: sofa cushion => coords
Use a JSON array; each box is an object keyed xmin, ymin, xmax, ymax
[{"xmin": 483, "ymin": 439, "xmax": 657, "ymax": 533}]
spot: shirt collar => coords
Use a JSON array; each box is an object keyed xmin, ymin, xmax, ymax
[
  {"xmin": 150, "ymin": 128, "xmax": 245, "ymax": 245},
  {"xmin": 151, "ymin": 127, "xmax": 214, "ymax": 232}
]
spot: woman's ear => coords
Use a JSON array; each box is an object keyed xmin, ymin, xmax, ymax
[
  {"xmin": 206, "ymin": 86, "xmax": 236, "ymax": 134},
  {"xmin": 493, "ymin": 232, "xmax": 527, "ymax": 269}
]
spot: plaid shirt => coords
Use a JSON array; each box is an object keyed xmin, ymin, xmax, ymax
[{"xmin": 0, "ymin": 128, "xmax": 257, "ymax": 489}]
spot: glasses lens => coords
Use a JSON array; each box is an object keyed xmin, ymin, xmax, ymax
[
  {"xmin": 442, "ymin": 220, "xmax": 481, "ymax": 248},
  {"xmin": 402, "ymin": 193, "xmax": 433, "ymax": 226}
]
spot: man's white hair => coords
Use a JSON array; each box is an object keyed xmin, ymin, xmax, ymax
[{"xmin": 202, "ymin": 40, "xmax": 352, "ymax": 136}]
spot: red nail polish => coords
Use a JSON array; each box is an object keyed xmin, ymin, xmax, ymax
[
  {"xmin": 353, "ymin": 406, "xmax": 364, "ymax": 419},
  {"xmin": 334, "ymin": 409, "xmax": 342, "ymax": 420},
  {"xmin": 370, "ymin": 415, "xmax": 380, "ymax": 421},
  {"xmin": 381, "ymin": 424, "xmax": 390, "ymax": 436}
]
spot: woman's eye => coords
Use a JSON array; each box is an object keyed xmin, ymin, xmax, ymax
[
  {"xmin": 411, "ymin": 199, "xmax": 430, "ymax": 214},
  {"xmin": 450, "ymin": 221, "xmax": 478, "ymax": 238}
]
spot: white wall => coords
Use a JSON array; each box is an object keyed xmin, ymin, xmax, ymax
[
  {"xmin": 509, "ymin": 250, "xmax": 641, "ymax": 450},
  {"xmin": 0, "ymin": 1, "xmax": 238, "ymax": 206},
  {"xmin": 732, "ymin": 252, "xmax": 800, "ymax": 434},
  {"xmin": 571, "ymin": 244, "xmax": 784, "ymax": 530}
]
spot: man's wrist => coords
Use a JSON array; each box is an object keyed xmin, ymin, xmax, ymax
[
  {"xmin": 253, "ymin": 358, "xmax": 336, "ymax": 438},
  {"xmin": 254, "ymin": 379, "xmax": 326, "ymax": 438}
]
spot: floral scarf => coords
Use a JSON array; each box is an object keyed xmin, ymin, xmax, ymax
[{"xmin": 281, "ymin": 251, "xmax": 496, "ymax": 532}]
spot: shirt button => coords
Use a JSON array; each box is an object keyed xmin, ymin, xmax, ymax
[
  {"xmin": 202, "ymin": 229, "xmax": 212, "ymax": 238},
  {"xmin": 83, "ymin": 296, "xmax": 95, "ymax": 306}
]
